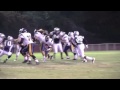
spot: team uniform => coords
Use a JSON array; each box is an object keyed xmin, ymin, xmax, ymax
[
  {"xmin": 42, "ymin": 36, "xmax": 53, "ymax": 62},
  {"xmin": 0, "ymin": 33, "xmax": 5, "ymax": 49},
  {"xmin": 34, "ymin": 29, "xmax": 48, "ymax": 61},
  {"xmin": 61, "ymin": 33, "xmax": 72, "ymax": 59},
  {"xmin": 73, "ymin": 32, "xmax": 95, "ymax": 63},
  {"xmin": 51, "ymin": 27, "xmax": 63, "ymax": 59},
  {"xmin": 34, "ymin": 29, "xmax": 45, "ymax": 44},
  {"xmin": 18, "ymin": 29, "xmax": 39, "ymax": 65},
  {"xmin": 0, "ymin": 36, "xmax": 14, "ymax": 63},
  {"xmin": 0, "ymin": 33, "xmax": 6, "ymax": 61},
  {"xmin": 68, "ymin": 32, "xmax": 77, "ymax": 60}
]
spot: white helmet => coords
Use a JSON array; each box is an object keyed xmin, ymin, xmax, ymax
[
  {"xmin": 54, "ymin": 27, "xmax": 60, "ymax": 32},
  {"xmin": 19, "ymin": 28, "xmax": 24, "ymax": 34},
  {"xmin": 59, "ymin": 31, "xmax": 65, "ymax": 36},
  {"xmin": 68, "ymin": 32, "xmax": 74, "ymax": 36},
  {"xmin": 50, "ymin": 31, "xmax": 53, "ymax": 35},
  {"xmin": 19, "ymin": 28, "xmax": 27, "ymax": 34},
  {"xmin": 0, "ymin": 33, "xmax": 6, "ymax": 38},
  {"xmin": 7, "ymin": 36, "xmax": 13, "ymax": 41},
  {"xmin": 74, "ymin": 31, "xmax": 79, "ymax": 36}
]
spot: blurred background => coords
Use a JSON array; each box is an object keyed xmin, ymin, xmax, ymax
[{"xmin": 0, "ymin": 11, "xmax": 120, "ymax": 44}]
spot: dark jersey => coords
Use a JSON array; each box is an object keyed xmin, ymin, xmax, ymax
[{"xmin": 4, "ymin": 40, "xmax": 14, "ymax": 52}]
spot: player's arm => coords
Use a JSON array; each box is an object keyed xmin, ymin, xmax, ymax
[
  {"xmin": 17, "ymin": 37, "xmax": 24, "ymax": 47},
  {"xmin": 71, "ymin": 38, "xmax": 77, "ymax": 47}
]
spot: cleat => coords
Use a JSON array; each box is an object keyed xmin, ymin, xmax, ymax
[
  {"xmin": 67, "ymin": 57, "xmax": 70, "ymax": 59},
  {"xmin": 27, "ymin": 61, "xmax": 32, "ymax": 64},
  {"xmin": 50, "ymin": 56, "xmax": 53, "ymax": 60},
  {"xmin": 36, "ymin": 62, "xmax": 40, "ymax": 65},
  {"xmin": 73, "ymin": 59, "xmax": 77, "ymax": 60},
  {"xmin": 22, "ymin": 60, "xmax": 28, "ymax": 63}
]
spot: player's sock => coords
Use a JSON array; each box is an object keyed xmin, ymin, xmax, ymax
[
  {"xmin": 3, "ymin": 55, "xmax": 11, "ymax": 63},
  {"xmin": 14, "ymin": 56, "xmax": 18, "ymax": 61},
  {"xmin": 43, "ymin": 56, "xmax": 46, "ymax": 62},
  {"xmin": 27, "ymin": 56, "xmax": 31, "ymax": 61},
  {"xmin": 73, "ymin": 53, "xmax": 77, "ymax": 60},
  {"xmin": 61, "ymin": 52, "xmax": 63, "ymax": 59},
  {"xmin": 47, "ymin": 54, "xmax": 50, "ymax": 59},
  {"xmin": 31, "ymin": 55, "xmax": 39, "ymax": 63},
  {"xmin": 22, "ymin": 56, "xmax": 28, "ymax": 63},
  {"xmin": 16, "ymin": 52, "xmax": 20, "ymax": 60},
  {"xmin": 50, "ymin": 55, "xmax": 53, "ymax": 60},
  {"xmin": 64, "ymin": 51, "xmax": 68, "ymax": 56}
]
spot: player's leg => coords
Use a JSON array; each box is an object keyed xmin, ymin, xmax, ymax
[
  {"xmin": 73, "ymin": 47, "xmax": 78, "ymax": 60},
  {"xmin": 53, "ymin": 44, "xmax": 58, "ymax": 59},
  {"xmin": 40, "ymin": 43, "xmax": 46, "ymax": 61},
  {"xmin": 3, "ymin": 51, "xmax": 12, "ymax": 63},
  {"xmin": 26, "ymin": 53, "xmax": 32, "ymax": 64},
  {"xmin": 70, "ymin": 44, "xmax": 74, "ymax": 53},
  {"xmin": 41, "ymin": 45, "xmax": 48, "ymax": 62},
  {"xmin": 48, "ymin": 47, "xmax": 54, "ymax": 60},
  {"xmin": 20, "ymin": 46, "xmax": 29, "ymax": 63},
  {"xmin": 79, "ymin": 44, "xmax": 95, "ymax": 63},
  {"xmin": 28, "ymin": 44, "xmax": 39, "ymax": 65},
  {"xmin": 78, "ymin": 44, "xmax": 87, "ymax": 62},
  {"xmin": 0, "ymin": 49, "xmax": 4, "ymax": 62},
  {"xmin": 14, "ymin": 45, "xmax": 21, "ymax": 61},
  {"xmin": 64, "ymin": 45, "xmax": 70, "ymax": 59},
  {"xmin": 44, "ymin": 50, "xmax": 49, "ymax": 62},
  {"xmin": 58, "ymin": 43, "xmax": 63, "ymax": 59}
]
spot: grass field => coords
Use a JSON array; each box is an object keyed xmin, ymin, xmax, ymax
[{"xmin": 0, "ymin": 51, "xmax": 120, "ymax": 79}]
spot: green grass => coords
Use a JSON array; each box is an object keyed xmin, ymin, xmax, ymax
[{"xmin": 0, "ymin": 51, "xmax": 120, "ymax": 79}]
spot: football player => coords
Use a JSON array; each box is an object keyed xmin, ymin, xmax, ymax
[{"xmin": 0, "ymin": 36, "xmax": 14, "ymax": 63}]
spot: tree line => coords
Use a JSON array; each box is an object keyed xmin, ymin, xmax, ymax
[{"xmin": 0, "ymin": 11, "xmax": 120, "ymax": 43}]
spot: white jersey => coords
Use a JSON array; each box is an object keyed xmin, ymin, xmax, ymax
[
  {"xmin": 74, "ymin": 35, "xmax": 84, "ymax": 44},
  {"xmin": 18, "ymin": 32, "xmax": 33, "ymax": 46},
  {"xmin": 61, "ymin": 34, "xmax": 70, "ymax": 46},
  {"xmin": 52, "ymin": 31, "xmax": 61, "ymax": 44},
  {"xmin": 34, "ymin": 32, "xmax": 45, "ymax": 43}
]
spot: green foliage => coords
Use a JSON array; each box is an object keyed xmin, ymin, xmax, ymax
[{"xmin": 0, "ymin": 11, "xmax": 120, "ymax": 43}]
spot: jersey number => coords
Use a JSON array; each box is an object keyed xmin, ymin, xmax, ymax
[
  {"xmin": 5, "ymin": 41, "xmax": 12, "ymax": 47},
  {"xmin": 76, "ymin": 38, "xmax": 83, "ymax": 43}
]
